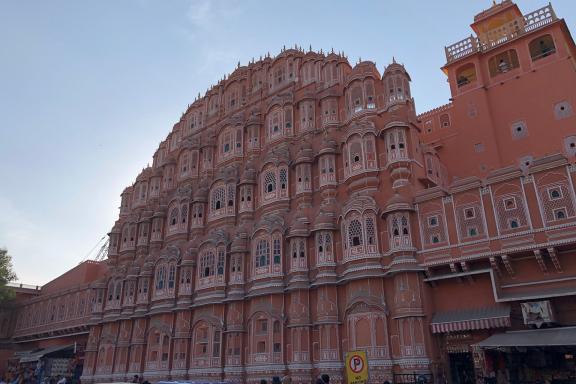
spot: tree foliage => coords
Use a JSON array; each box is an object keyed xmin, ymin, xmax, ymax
[{"xmin": 0, "ymin": 248, "xmax": 17, "ymax": 305}]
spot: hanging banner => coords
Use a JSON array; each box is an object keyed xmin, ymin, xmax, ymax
[{"xmin": 345, "ymin": 350, "xmax": 369, "ymax": 384}]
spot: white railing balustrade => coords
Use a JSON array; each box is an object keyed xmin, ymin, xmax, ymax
[{"xmin": 445, "ymin": 4, "xmax": 557, "ymax": 63}]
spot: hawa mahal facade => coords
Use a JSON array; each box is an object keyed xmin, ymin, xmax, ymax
[{"xmin": 4, "ymin": 1, "xmax": 576, "ymax": 383}]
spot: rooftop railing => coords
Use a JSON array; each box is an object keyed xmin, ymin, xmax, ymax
[
  {"xmin": 7, "ymin": 282, "xmax": 42, "ymax": 291},
  {"xmin": 445, "ymin": 4, "xmax": 557, "ymax": 63}
]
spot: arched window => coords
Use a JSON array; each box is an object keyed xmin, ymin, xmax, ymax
[
  {"xmin": 179, "ymin": 151, "xmax": 190, "ymax": 178},
  {"xmin": 192, "ymin": 203, "xmax": 204, "ymax": 227},
  {"xmin": 319, "ymin": 155, "xmax": 337, "ymax": 186},
  {"xmin": 256, "ymin": 239, "xmax": 270, "ymax": 268},
  {"xmin": 180, "ymin": 204, "xmax": 188, "ymax": 225},
  {"xmin": 386, "ymin": 128, "xmax": 408, "ymax": 163},
  {"xmin": 390, "ymin": 213, "xmax": 411, "ymax": 249},
  {"xmin": 267, "ymin": 105, "xmax": 293, "ymax": 142},
  {"xmin": 239, "ymin": 185, "xmax": 254, "ymax": 212},
  {"xmin": 280, "ymin": 168, "xmax": 288, "ymax": 191},
  {"xmin": 261, "ymin": 165, "xmax": 289, "ymax": 204},
  {"xmin": 197, "ymin": 246, "xmax": 226, "ymax": 289},
  {"xmin": 348, "ymin": 219, "xmax": 363, "ymax": 247},
  {"xmin": 350, "ymin": 84, "xmax": 364, "ymax": 113},
  {"xmin": 156, "ymin": 265, "xmax": 166, "ymax": 290},
  {"xmin": 209, "ymin": 183, "xmax": 236, "ymax": 220},
  {"xmin": 350, "ymin": 141, "xmax": 363, "ymax": 167},
  {"xmin": 169, "ymin": 208, "xmax": 179, "ymax": 227},
  {"xmin": 455, "ymin": 63, "xmax": 477, "ymax": 87},
  {"xmin": 488, "ymin": 49, "xmax": 520, "ymax": 77},
  {"xmin": 200, "ymin": 250, "xmax": 215, "ymax": 278},
  {"xmin": 217, "ymin": 249, "xmax": 225, "ymax": 275},
  {"xmin": 529, "ymin": 35, "xmax": 556, "ymax": 61},
  {"xmin": 265, "ymin": 171, "xmax": 276, "ymax": 193},
  {"xmin": 366, "ymin": 217, "xmax": 376, "ymax": 245},
  {"xmin": 212, "ymin": 187, "xmax": 225, "ymax": 211},
  {"xmin": 168, "ymin": 264, "xmax": 176, "ymax": 289},
  {"xmin": 315, "ymin": 232, "xmax": 334, "ymax": 264}
]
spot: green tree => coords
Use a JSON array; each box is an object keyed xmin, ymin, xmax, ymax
[{"xmin": 0, "ymin": 248, "xmax": 17, "ymax": 306}]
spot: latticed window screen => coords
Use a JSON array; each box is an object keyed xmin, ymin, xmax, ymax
[
  {"xmin": 316, "ymin": 233, "xmax": 324, "ymax": 253},
  {"xmin": 280, "ymin": 168, "xmax": 288, "ymax": 189},
  {"xmin": 273, "ymin": 238, "xmax": 281, "ymax": 264},
  {"xmin": 170, "ymin": 208, "xmax": 178, "ymax": 226},
  {"xmin": 180, "ymin": 205, "xmax": 188, "ymax": 224},
  {"xmin": 538, "ymin": 183, "xmax": 576, "ymax": 223},
  {"xmin": 200, "ymin": 251, "xmax": 215, "ymax": 277},
  {"xmin": 456, "ymin": 203, "xmax": 485, "ymax": 239},
  {"xmin": 256, "ymin": 239, "xmax": 270, "ymax": 267},
  {"xmin": 325, "ymin": 233, "xmax": 332, "ymax": 254},
  {"xmin": 365, "ymin": 217, "xmax": 375, "ymax": 245},
  {"xmin": 168, "ymin": 264, "xmax": 176, "ymax": 288},
  {"xmin": 494, "ymin": 193, "xmax": 528, "ymax": 231},
  {"xmin": 217, "ymin": 249, "xmax": 225, "ymax": 275},
  {"xmin": 348, "ymin": 219, "xmax": 363, "ymax": 246},
  {"xmin": 156, "ymin": 266, "xmax": 166, "ymax": 289},
  {"xmin": 401, "ymin": 216, "xmax": 409, "ymax": 235},
  {"xmin": 264, "ymin": 171, "xmax": 276, "ymax": 193},
  {"xmin": 391, "ymin": 217, "xmax": 400, "ymax": 236},
  {"xmin": 211, "ymin": 187, "xmax": 225, "ymax": 211},
  {"xmin": 350, "ymin": 142, "xmax": 362, "ymax": 164},
  {"xmin": 421, "ymin": 210, "xmax": 446, "ymax": 245},
  {"xmin": 227, "ymin": 184, "xmax": 235, "ymax": 206}
]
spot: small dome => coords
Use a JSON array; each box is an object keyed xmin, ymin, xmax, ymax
[
  {"xmin": 318, "ymin": 137, "xmax": 338, "ymax": 156},
  {"xmin": 349, "ymin": 61, "xmax": 381, "ymax": 81},
  {"xmin": 135, "ymin": 167, "xmax": 152, "ymax": 182},
  {"xmin": 383, "ymin": 60, "xmax": 411, "ymax": 81},
  {"xmin": 383, "ymin": 193, "xmax": 413, "ymax": 214}
]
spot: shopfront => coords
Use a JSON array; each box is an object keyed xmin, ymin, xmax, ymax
[
  {"xmin": 476, "ymin": 327, "xmax": 576, "ymax": 384},
  {"xmin": 430, "ymin": 306, "xmax": 512, "ymax": 384}
]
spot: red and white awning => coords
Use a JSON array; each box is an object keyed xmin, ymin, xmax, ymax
[{"xmin": 431, "ymin": 306, "xmax": 511, "ymax": 334}]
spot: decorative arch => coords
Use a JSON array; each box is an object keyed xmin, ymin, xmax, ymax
[{"xmin": 340, "ymin": 196, "xmax": 379, "ymax": 261}]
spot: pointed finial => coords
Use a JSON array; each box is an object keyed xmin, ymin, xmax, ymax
[
  {"xmin": 237, "ymin": 61, "xmax": 240, "ymax": 68},
  {"xmin": 392, "ymin": 56, "xmax": 396, "ymax": 64},
  {"xmin": 331, "ymin": 47, "xmax": 334, "ymax": 54}
]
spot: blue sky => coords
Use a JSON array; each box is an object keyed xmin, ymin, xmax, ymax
[{"xmin": 1, "ymin": 0, "xmax": 575, "ymax": 285}]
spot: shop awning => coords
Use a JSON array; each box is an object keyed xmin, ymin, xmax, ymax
[
  {"xmin": 431, "ymin": 306, "xmax": 511, "ymax": 333},
  {"xmin": 477, "ymin": 326, "xmax": 576, "ymax": 347},
  {"xmin": 19, "ymin": 344, "xmax": 74, "ymax": 363}
]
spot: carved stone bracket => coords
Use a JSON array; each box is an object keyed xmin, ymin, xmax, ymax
[
  {"xmin": 533, "ymin": 249, "xmax": 548, "ymax": 273},
  {"xmin": 547, "ymin": 247, "xmax": 562, "ymax": 272}
]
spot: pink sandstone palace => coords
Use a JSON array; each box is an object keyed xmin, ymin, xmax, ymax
[{"xmin": 3, "ymin": 1, "xmax": 576, "ymax": 383}]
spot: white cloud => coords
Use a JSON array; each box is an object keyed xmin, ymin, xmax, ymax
[{"xmin": 184, "ymin": 0, "xmax": 241, "ymax": 37}]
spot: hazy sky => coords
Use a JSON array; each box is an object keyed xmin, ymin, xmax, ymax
[{"xmin": 1, "ymin": 0, "xmax": 575, "ymax": 285}]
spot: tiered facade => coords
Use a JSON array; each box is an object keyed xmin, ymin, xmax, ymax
[{"xmin": 8, "ymin": 1, "xmax": 576, "ymax": 384}]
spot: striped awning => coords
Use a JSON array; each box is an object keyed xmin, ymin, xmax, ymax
[{"xmin": 431, "ymin": 306, "xmax": 511, "ymax": 334}]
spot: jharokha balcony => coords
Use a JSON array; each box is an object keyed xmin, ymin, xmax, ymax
[{"xmin": 445, "ymin": 3, "xmax": 557, "ymax": 63}]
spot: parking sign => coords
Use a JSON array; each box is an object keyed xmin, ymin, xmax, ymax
[{"xmin": 345, "ymin": 350, "xmax": 369, "ymax": 384}]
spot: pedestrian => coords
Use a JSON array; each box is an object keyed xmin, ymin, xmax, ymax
[
  {"xmin": 321, "ymin": 374, "xmax": 330, "ymax": 384},
  {"xmin": 131, "ymin": 375, "xmax": 139, "ymax": 384},
  {"xmin": 272, "ymin": 377, "xmax": 281, "ymax": 384},
  {"xmin": 260, "ymin": 380, "xmax": 267, "ymax": 384},
  {"xmin": 281, "ymin": 375, "xmax": 292, "ymax": 384}
]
